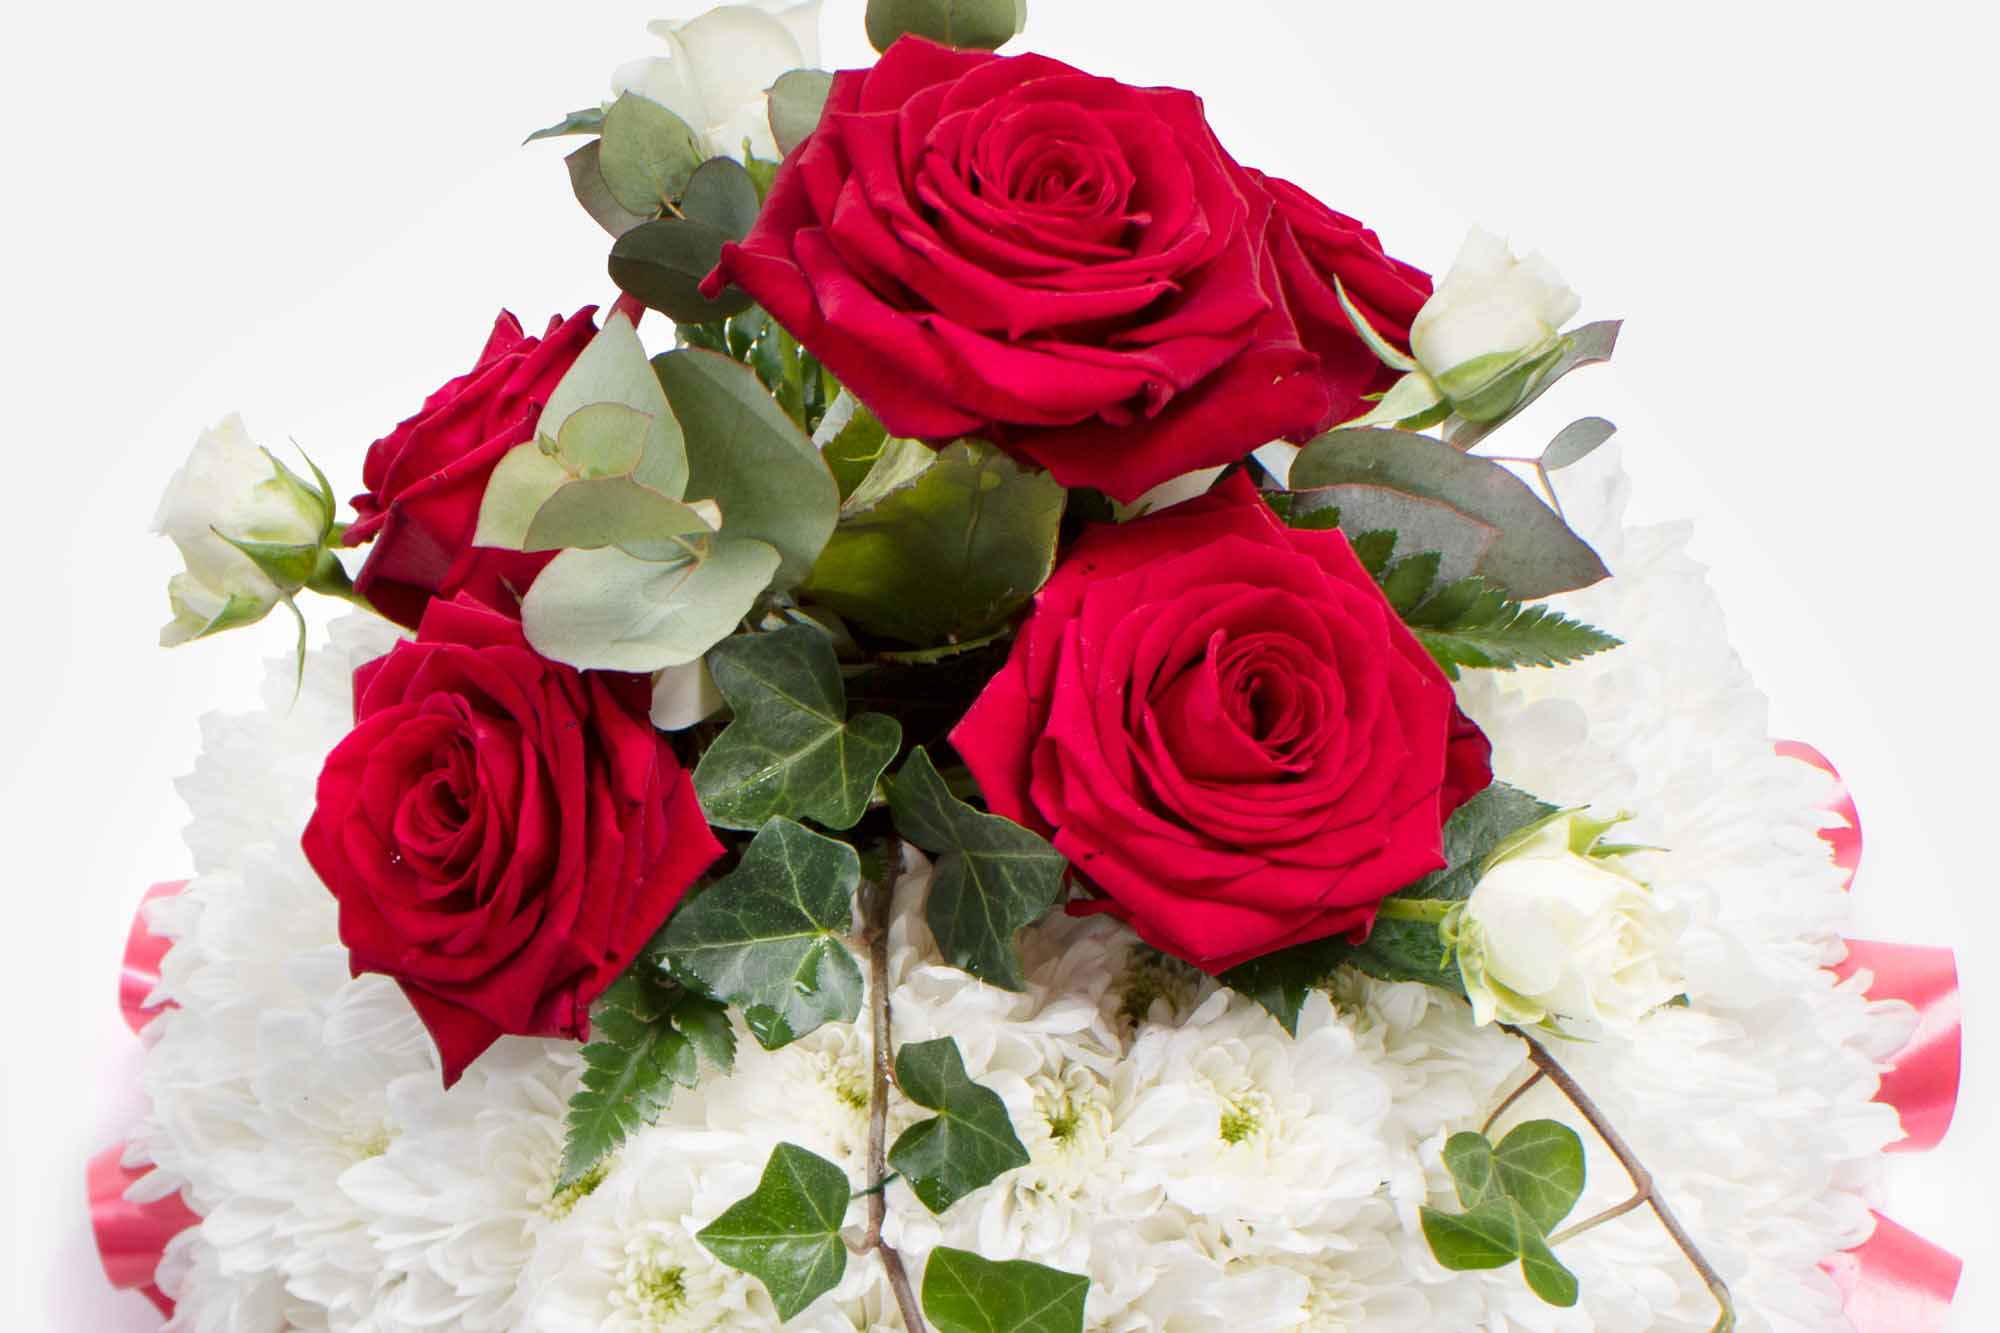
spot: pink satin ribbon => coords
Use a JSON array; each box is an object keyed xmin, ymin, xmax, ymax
[
  {"xmin": 1776, "ymin": 742, "xmax": 1965, "ymax": 1330},
  {"xmin": 92, "ymin": 881, "xmax": 198, "ymax": 1317}
]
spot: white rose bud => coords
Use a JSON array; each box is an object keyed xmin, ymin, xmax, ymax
[
  {"xmin": 611, "ymin": 1, "xmax": 824, "ymax": 162},
  {"xmin": 1446, "ymin": 811, "xmax": 1682, "ymax": 1033},
  {"xmin": 152, "ymin": 414, "xmax": 328, "ymax": 647},
  {"xmin": 1409, "ymin": 228, "xmax": 1581, "ymax": 423}
]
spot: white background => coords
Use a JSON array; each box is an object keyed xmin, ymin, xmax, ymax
[{"xmin": 2, "ymin": 2, "xmax": 1994, "ymax": 1328}]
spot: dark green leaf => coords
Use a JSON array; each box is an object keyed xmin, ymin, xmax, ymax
[
  {"xmin": 558, "ymin": 971, "xmax": 731, "ymax": 1188},
  {"xmin": 1218, "ymin": 937, "xmax": 1347, "ymax": 1036},
  {"xmin": 890, "ymin": 748, "xmax": 1066, "ymax": 991},
  {"xmin": 1420, "ymin": 1199, "xmax": 1522, "ymax": 1271},
  {"xmin": 698, "ymin": 1142, "xmax": 852, "ymax": 1319},
  {"xmin": 866, "ymin": 0, "xmax": 1028, "ymax": 53},
  {"xmin": 693, "ymin": 624, "xmax": 903, "ymax": 832},
  {"xmin": 768, "ymin": 69, "xmax": 834, "ymax": 157},
  {"xmin": 1447, "ymin": 321, "xmax": 1623, "ymax": 451},
  {"xmin": 921, "ymin": 1248, "xmax": 1089, "ymax": 1333},
  {"xmin": 1443, "ymin": 1130, "xmax": 1504, "ymax": 1208},
  {"xmin": 598, "ymin": 93, "xmax": 705, "ymax": 216},
  {"xmin": 1517, "ymin": 1212, "xmax": 1581, "ymax": 1307},
  {"xmin": 1345, "ymin": 784, "xmax": 1558, "ymax": 991},
  {"xmin": 658, "ymin": 817, "xmax": 865, "ymax": 1049},
  {"xmin": 888, "ymin": 1038, "xmax": 1031, "ymax": 1213},
  {"xmin": 681, "ymin": 157, "xmax": 761, "ymax": 237},
  {"xmin": 1492, "ymin": 1120, "xmax": 1586, "ymax": 1236},
  {"xmin": 566, "ymin": 141, "xmax": 654, "ymax": 238},
  {"xmin": 1380, "ymin": 550, "xmax": 1442, "ymax": 615},
  {"xmin": 1406, "ymin": 578, "xmax": 1622, "ymax": 680},
  {"xmin": 610, "ymin": 217, "xmax": 752, "ymax": 325},
  {"xmin": 525, "ymin": 106, "xmax": 606, "ymax": 144},
  {"xmin": 1351, "ymin": 529, "xmax": 1398, "ymax": 576},
  {"xmin": 1284, "ymin": 483, "xmax": 1497, "ymax": 589},
  {"xmin": 802, "ymin": 440, "xmax": 1064, "ymax": 647},
  {"xmin": 1290, "ymin": 428, "xmax": 1609, "ymax": 599}
]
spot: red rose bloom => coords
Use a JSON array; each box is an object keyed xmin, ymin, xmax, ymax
[
  {"xmin": 950, "ymin": 474, "xmax": 1492, "ymax": 973},
  {"xmin": 301, "ymin": 597, "xmax": 721, "ymax": 1084},
  {"xmin": 346, "ymin": 308, "xmax": 598, "ymax": 627},
  {"xmin": 703, "ymin": 39, "xmax": 1428, "ymax": 503}
]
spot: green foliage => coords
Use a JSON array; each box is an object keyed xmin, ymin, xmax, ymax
[
  {"xmin": 1283, "ymin": 482, "xmax": 1496, "ymax": 590},
  {"xmin": 817, "ymin": 394, "xmax": 934, "ymax": 509},
  {"xmin": 558, "ymin": 967, "xmax": 733, "ymax": 1189},
  {"xmin": 1421, "ymin": 1120, "xmax": 1585, "ymax": 1308},
  {"xmin": 693, "ymin": 623, "xmax": 903, "ymax": 832},
  {"xmin": 1217, "ymin": 937, "xmax": 1349, "ymax": 1036},
  {"xmin": 1290, "ymin": 427, "xmax": 1609, "ymax": 599},
  {"xmin": 803, "ymin": 440, "xmax": 1064, "ymax": 647},
  {"xmin": 1407, "ymin": 582, "xmax": 1623, "ymax": 681},
  {"xmin": 888, "ymin": 748, "xmax": 1066, "ymax": 991},
  {"xmin": 888, "ymin": 1038, "xmax": 1031, "ymax": 1213},
  {"xmin": 598, "ymin": 93, "xmax": 705, "ymax": 217},
  {"xmin": 658, "ymin": 817, "xmax": 865, "ymax": 1050},
  {"xmin": 698, "ymin": 1142, "xmax": 852, "ymax": 1319},
  {"xmin": 522, "ymin": 537, "xmax": 780, "ymax": 672},
  {"xmin": 565, "ymin": 142, "xmax": 653, "ymax": 238},
  {"xmin": 768, "ymin": 70, "xmax": 834, "ymax": 157},
  {"xmin": 524, "ymin": 106, "xmax": 606, "ymax": 144},
  {"xmin": 610, "ymin": 158, "xmax": 762, "ymax": 325},
  {"xmin": 921, "ymin": 1248, "xmax": 1089, "ymax": 1333},
  {"xmin": 1446, "ymin": 321, "xmax": 1623, "ymax": 451},
  {"xmin": 866, "ymin": 0, "xmax": 1028, "ymax": 54}
]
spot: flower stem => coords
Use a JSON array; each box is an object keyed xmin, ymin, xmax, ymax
[
  {"xmin": 1376, "ymin": 897, "xmax": 1453, "ymax": 924},
  {"xmin": 1500, "ymin": 1025, "xmax": 1737, "ymax": 1332},
  {"xmin": 862, "ymin": 850, "xmax": 929, "ymax": 1333}
]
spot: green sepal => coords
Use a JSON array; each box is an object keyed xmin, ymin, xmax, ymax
[
  {"xmin": 213, "ymin": 530, "xmax": 322, "ymax": 592},
  {"xmin": 1333, "ymin": 275, "xmax": 1420, "ymax": 374}
]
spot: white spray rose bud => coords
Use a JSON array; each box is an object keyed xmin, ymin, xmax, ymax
[
  {"xmin": 1408, "ymin": 228, "xmax": 1581, "ymax": 423},
  {"xmin": 152, "ymin": 414, "xmax": 328, "ymax": 646},
  {"xmin": 1446, "ymin": 811, "xmax": 1682, "ymax": 1033},
  {"xmin": 611, "ymin": 1, "xmax": 824, "ymax": 162}
]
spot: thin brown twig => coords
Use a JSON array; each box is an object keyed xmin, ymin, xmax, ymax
[
  {"xmin": 1480, "ymin": 1068, "xmax": 1546, "ymax": 1136},
  {"xmin": 1501, "ymin": 1025, "xmax": 1736, "ymax": 1332},
  {"xmin": 862, "ymin": 853, "xmax": 929, "ymax": 1333}
]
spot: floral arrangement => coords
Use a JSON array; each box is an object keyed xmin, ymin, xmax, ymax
[{"xmin": 99, "ymin": 3, "xmax": 1964, "ymax": 1331}]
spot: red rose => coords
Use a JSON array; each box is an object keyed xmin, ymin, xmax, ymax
[
  {"xmin": 301, "ymin": 597, "xmax": 721, "ymax": 1084},
  {"xmin": 346, "ymin": 308, "xmax": 598, "ymax": 627},
  {"xmin": 703, "ymin": 39, "xmax": 1427, "ymax": 503},
  {"xmin": 950, "ymin": 474, "xmax": 1492, "ymax": 973}
]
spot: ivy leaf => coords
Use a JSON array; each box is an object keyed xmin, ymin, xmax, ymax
[
  {"xmin": 698, "ymin": 1142, "xmax": 852, "ymax": 1320},
  {"xmin": 888, "ymin": 748, "xmax": 1066, "ymax": 991},
  {"xmin": 1404, "ymin": 576, "xmax": 1621, "ymax": 680},
  {"xmin": 1420, "ymin": 1198, "xmax": 1523, "ymax": 1271},
  {"xmin": 1218, "ymin": 937, "xmax": 1347, "ymax": 1036},
  {"xmin": 803, "ymin": 440, "xmax": 1064, "ymax": 648},
  {"xmin": 1517, "ymin": 1216, "xmax": 1581, "ymax": 1307},
  {"xmin": 692, "ymin": 623, "xmax": 903, "ymax": 832},
  {"xmin": 888, "ymin": 1038, "xmax": 1031, "ymax": 1213},
  {"xmin": 1291, "ymin": 428, "xmax": 1609, "ymax": 599},
  {"xmin": 921, "ymin": 1248, "xmax": 1089, "ymax": 1333},
  {"xmin": 1492, "ymin": 1120, "xmax": 1586, "ymax": 1236},
  {"xmin": 1442, "ymin": 1130, "xmax": 1504, "ymax": 1208},
  {"xmin": 658, "ymin": 816, "xmax": 864, "ymax": 1050},
  {"xmin": 557, "ymin": 970, "xmax": 730, "ymax": 1189},
  {"xmin": 1345, "ymin": 783, "xmax": 1558, "ymax": 992}
]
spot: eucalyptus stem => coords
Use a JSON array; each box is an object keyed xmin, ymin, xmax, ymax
[
  {"xmin": 1500, "ymin": 1025, "xmax": 1736, "ymax": 1332},
  {"xmin": 861, "ymin": 851, "xmax": 929, "ymax": 1333}
]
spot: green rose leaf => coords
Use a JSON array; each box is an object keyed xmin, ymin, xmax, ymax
[
  {"xmin": 521, "ymin": 537, "xmax": 780, "ymax": 673},
  {"xmin": 1446, "ymin": 321, "xmax": 1623, "ymax": 452},
  {"xmin": 1290, "ymin": 428, "xmax": 1609, "ymax": 599},
  {"xmin": 565, "ymin": 141, "xmax": 654, "ymax": 238},
  {"xmin": 598, "ymin": 92, "xmax": 705, "ymax": 217},
  {"xmin": 658, "ymin": 816, "xmax": 865, "ymax": 1050},
  {"xmin": 693, "ymin": 623, "xmax": 903, "ymax": 832},
  {"xmin": 888, "ymin": 747, "xmax": 1066, "ymax": 991},
  {"xmin": 768, "ymin": 69, "xmax": 835, "ymax": 157},
  {"xmin": 887, "ymin": 1037, "xmax": 1031, "ymax": 1213},
  {"xmin": 1492, "ymin": 1120, "xmax": 1586, "ymax": 1236},
  {"xmin": 655, "ymin": 348, "xmax": 839, "ymax": 590},
  {"xmin": 921, "ymin": 1248, "xmax": 1089, "ymax": 1333},
  {"xmin": 698, "ymin": 1142, "xmax": 852, "ymax": 1320},
  {"xmin": 611, "ymin": 217, "xmax": 753, "ymax": 325},
  {"xmin": 1217, "ymin": 938, "xmax": 1347, "ymax": 1036},
  {"xmin": 557, "ymin": 968, "xmax": 732, "ymax": 1189},
  {"xmin": 1420, "ymin": 1198, "xmax": 1522, "ymax": 1271},
  {"xmin": 525, "ymin": 105, "xmax": 607, "ymax": 144},
  {"xmin": 816, "ymin": 393, "xmax": 935, "ymax": 508},
  {"xmin": 803, "ymin": 440, "xmax": 1064, "ymax": 648},
  {"xmin": 866, "ymin": 0, "xmax": 1029, "ymax": 53}
]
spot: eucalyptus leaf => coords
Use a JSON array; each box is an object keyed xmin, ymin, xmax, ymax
[
  {"xmin": 1282, "ymin": 484, "xmax": 1497, "ymax": 591},
  {"xmin": 525, "ymin": 106, "xmax": 607, "ymax": 144},
  {"xmin": 921, "ymin": 1248, "xmax": 1089, "ymax": 1333},
  {"xmin": 655, "ymin": 348, "xmax": 839, "ymax": 590},
  {"xmin": 888, "ymin": 1038, "xmax": 1031, "ymax": 1213},
  {"xmin": 1541, "ymin": 416, "xmax": 1618, "ymax": 471},
  {"xmin": 1446, "ymin": 320, "xmax": 1623, "ymax": 451},
  {"xmin": 611, "ymin": 217, "xmax": 753, "ymax": 325},
  {"xmin": 659, "ymin": 817, "xmax": 865, "ymax": 1050},
  {"xmin": 698, "ymin": 1142, "xmax": 852, "ymax": 1320},
  {"xmin": 681, "ymin": 157, "xmax": 762, "ymax": 237},
  {"xmin": 540, "ymin": 312, "xmax": 688, "ymax": 495},
  {"xmin": 693, "ymin": 623, "xmax": 902, "ymax": 832},
  {"xmin": 565, "ymin": 141, "xmax": 653, "ymax": 238},
  {"xmin": 521, "ymin": 538, "xmax": 779, "ymax": 672},
  {"xmin": 598, "ymin": 92, "xmax": 705, "ymax": 217},
  {"xmin": 866, "ymin": 0, "xmax": 1028, "ymax": 52},
  {"xmin": 521, "ymin": 477, "xmax": 716, "ymax": 561},
  {"xmin": 889, "ymin": 748, "xmax": 1066, "ymax": 991},
  {"xmin": 803, "ymin": 440, "xmax": 1063, "ymax": 647},
  {"xmin": 1290, "ymin": 428, "xmax": 1608, "ymax": 599},
  {"xmin": 768, "ymin": 69, "xmax": 834, "ymax": 157}
]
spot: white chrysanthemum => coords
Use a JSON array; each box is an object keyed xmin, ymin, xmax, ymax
[{"xmin": 127, "ymin": 442, "xmax": 1912, "ymax": 1331}]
